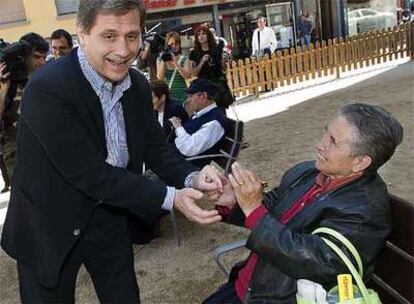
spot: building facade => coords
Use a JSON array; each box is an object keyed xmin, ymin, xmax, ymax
[{"xmin": 0, "ymin": 0, "xmax": 408, "ymax": 58}]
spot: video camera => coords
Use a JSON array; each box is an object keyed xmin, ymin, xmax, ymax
[
  {"xmin": 0, "ymin": 39, "xmax": 32, "ymax": 83},
  {"xmin": 160, "ymin": 46, "xmax": 173, "ymax": 62}
]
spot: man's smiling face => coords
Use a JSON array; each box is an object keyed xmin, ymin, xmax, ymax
[{"xmin": 77, "ymin": 8, "xmax": 141, "ymax": 82}]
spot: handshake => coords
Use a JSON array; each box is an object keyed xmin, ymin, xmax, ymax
[{"xmin": 173, "ymin": 162, "xmax": 266, "ymax": 225}]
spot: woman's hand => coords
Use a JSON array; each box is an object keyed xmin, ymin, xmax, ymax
[{"xmin": 228, "ymin": 162, "xmax": 264, "ymax": 217}]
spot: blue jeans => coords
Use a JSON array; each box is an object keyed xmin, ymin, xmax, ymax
[{"xmin": 301, "ymin": 35, "xmax": 311, "ymax": 48}]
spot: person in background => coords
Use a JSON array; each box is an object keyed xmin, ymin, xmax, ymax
[
  {"xmin": 20, "ymin": 32, "xmax": 49, "ymax": 74},
  {"xmin": 138, "ymin": 36, "xmax": 158, "ymax": 80},
  {"xmin": 298, "ymin": 13, "xmax": 314, "ymax": 48},
  {"xmin": 150, "ymin": 79, "xmax": 188, "ymax": 139},
  {"xmin": 210, "ymin": 27, "xmax": 228, "ymax": 51},
  {"xmin": 204, "ymin": 103, "xmax": 403, "ymax": 304},
  {"xmin": 169, "ymin": 78, "xmax": 227, "ymax": 168},
  {"xmin": 156, "ymin": 31, "xmax": 191, "ymax": 104},
  {"xmin": 251, "ymin": 15, "xmax": 277, "ymax": 58},
  {"xmin": 0, "ymin": 33, "xmax": 48, "ymax": 192},
  {"xmin": 189, "ymin": 24, "xmax": 234, "ymax": 111},
  {"xmin": 50, "ymin": 29, "xmax": 73, "ymax": 59}
]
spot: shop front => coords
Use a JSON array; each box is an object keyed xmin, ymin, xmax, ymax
[
  {"xmin": 346, "ymin": 0, "xmax": 398, "ymax": 36},
  {"xmin": 218, "ymin": 0, "xmax": 297, "ymax": 59}
]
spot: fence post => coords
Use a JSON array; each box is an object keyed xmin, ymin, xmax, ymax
[
  {"xmin": 237, "ymin": 59, "xmax": 247, "ymax": 96},
  {"xmin": 328, "ymin": 39, "xmax": 335, "ymax": 76},
  {"xmin": 383, "ymin": 28, "xmax": 389, "ymax": 63},
  {"xmin": 290, "ymin": 48, "xmax": 297, "ymax": 83},
  {"xmin": 283, "ymin": 49, "xmax": 292, "ymax": 85},
  {"xmin": 321, "ymin": 41, "xmax": 328, "ymax": 76},
  {"xmin": 364, "ymin": 33, "xmax": 371, "ymax": 67},
  {"xmin": 226, "ymin": 62, "xmax": 234, "ymax": 97},
  {"xmin": 244, "ymin": 58, "xmax": 253, "ymax": 96},
  {"xmin": 251, "ymin": 57, "xmax": 259, "ymax": 96},
  {"xmin": 346, "ymin": 39, "xmax": 352, "ymax": 71},
  {"xmin": 376, "ymin": 29, "xmax": 382, "ymax": 64},
  {"xmin": 370, "ymin": 32, "xmax": 376, "ymax": 65},
  {"xmin": 333, "ymin": 38, "xmax": 340, "ymax": 78},
  {"xmin": 276, "ymin": 51, "xmax": 285, "ymax": 87},
  {"xmin": 231, "ymin": 61, "xmax": 240, "ymax": 98},
  {"xmin": 296, "ymin": 46, "xmax": 304, "ymax": 82},
  {"xmin": 270, "ymin": 53, "xmax": 278, "ymax": 89}
]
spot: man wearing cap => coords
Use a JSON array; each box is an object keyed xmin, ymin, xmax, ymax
[{"xmin": 169, "ymin": 78, "xmax": 227, "ymax": 168}]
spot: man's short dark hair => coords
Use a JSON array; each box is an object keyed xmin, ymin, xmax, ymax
[
  {"xmin": 340, "ymin": 103, "xmax": 404, "ymax": 172},
  {"xmin": 50, "ymin": 29, "xmax": 73, "ymax": 48},
  {"xmin": 20, "ymin": 32, "xmax": 49, "ymax": 54},
  {"xmin": 150, "ymin": 80, "xmax": 170, "ymax": 100},
  {"xmin": 77, "ymin": 0, "xmax": 146, "ymax": 33}
]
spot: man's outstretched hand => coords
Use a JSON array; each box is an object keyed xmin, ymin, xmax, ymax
[{"xmin": 173, "ymin": 188, "xmax": 222, "ymax": 225}]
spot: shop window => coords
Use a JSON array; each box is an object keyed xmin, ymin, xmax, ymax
[
  {"xmin": 55, "ymin": 0, "xmax": 80, "ymax": 16},
  {"xmin": 0, "ymin": 0, "xmax": 27, "ymax": 25},
  {"xmin": 347, "ymin": 0, "xmax": 397, "ymax": 36}
]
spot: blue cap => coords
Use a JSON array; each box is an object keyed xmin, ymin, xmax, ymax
[{"xmin": 186, "ymin": 78, "xmax": 218, "ymax": 99}]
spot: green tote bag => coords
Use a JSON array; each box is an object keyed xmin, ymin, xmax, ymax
[{"xmin": 296, "ymin": 227, "xmax": 382, "ymax": 304}]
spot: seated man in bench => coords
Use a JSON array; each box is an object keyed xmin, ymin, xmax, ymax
[
  {"xmin": 169, "ymin": 78, "xmax": 228, "ymax": 168},
  {"xmin": 204, "ymin": 103, "xmax": 404, "ymax": 304}
]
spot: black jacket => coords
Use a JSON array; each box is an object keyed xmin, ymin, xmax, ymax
[
  {"xmin": 226, "ymin": 161, "xmax": 391, "ymax": 304},
  {"xmin": 153, "ymin": 97, "xmax": 188, "ymax": 140},
  {"xmin": 1, "ymin": 49, "xmax": 197, "ymax": 287}
]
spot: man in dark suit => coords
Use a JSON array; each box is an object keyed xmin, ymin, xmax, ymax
[{"xmin": 1, "ymin": 1, "xmax": 223, "ymax": 303}]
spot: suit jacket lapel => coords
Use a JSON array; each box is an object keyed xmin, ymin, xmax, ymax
[
  {"xmin": 121, "ymin": 87, "xmax": 141, "ymax": 173},
  {"xmin": 70, "ymin": 50, "xmax": 107, "ymax": 157}
]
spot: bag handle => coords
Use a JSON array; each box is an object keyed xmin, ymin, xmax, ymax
[
  {"xmin": 312, "ymin": 228, "xmax": 371, "ymax": 304},
  {"xmin": 312, "ymin": 227, "xmax": 363, "ymax": 278}
]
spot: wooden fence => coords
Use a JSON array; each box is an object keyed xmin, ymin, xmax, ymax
[{"xmin": 226, "ymin": 22, "xmax": 414, "ymax": 97}]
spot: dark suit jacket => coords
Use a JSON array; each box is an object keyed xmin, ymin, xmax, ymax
[
  {"xmin": 1, "ymin": 49, "xmax": 197, "ymax": 287},
  {"xmin": 154, "ymin": 98, "xmax": 188, "ymax": 140}
]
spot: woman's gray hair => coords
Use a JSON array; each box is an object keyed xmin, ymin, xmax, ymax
[
  {"xmin": 77, "ymin": 0, "xmax": 146, "ymax": 33},
  {"xmin": 340, "ymin": 103, "xmax": 404, "ymax": 172}
]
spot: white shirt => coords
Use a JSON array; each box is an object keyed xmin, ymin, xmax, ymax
[
  {"xmin": 174, "ymin": 104, "xmax": 225, "ymax": 157},
  {"xmin": 157, "ymin": 112, "xmax": 164, "ymax": 127},
  {"xmin": 251, "ymin": 26, "xmax": 277, "ymax": 56}
]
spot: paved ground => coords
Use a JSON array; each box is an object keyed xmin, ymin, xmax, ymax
[{"xmin": 0, "ymin": 61, "xmax": 412, "ymax": 303}]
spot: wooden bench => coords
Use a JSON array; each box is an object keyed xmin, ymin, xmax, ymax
[{"xmin": 367, "ymin": 194, "xmax": 414, "ymax": 304}]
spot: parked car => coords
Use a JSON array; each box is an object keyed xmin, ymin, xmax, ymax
[{"xmin": 348, "ymin": 8, "xmax": 397, "ymax": 36}]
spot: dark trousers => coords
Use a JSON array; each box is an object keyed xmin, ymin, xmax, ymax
[
  {"xmin": 17, "ymin": 206, "xmax": 140, "ymax": 303},
  {"xmin": 203, "ymin": 281, "xmax": 243, "ymax": 304}
]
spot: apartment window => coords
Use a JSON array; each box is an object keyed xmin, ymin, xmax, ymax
[
  {"xmin": 0, "ymin": 0, "xmax": 27, "ymax": 25},
  {"xmin": 55, "ymin": 0, "xmax": 80, "ymax": 16}
]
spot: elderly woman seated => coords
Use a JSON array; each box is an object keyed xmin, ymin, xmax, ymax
[{"xmin": 204, "ymin": 103, "xmax": 403, "ymax": 304}]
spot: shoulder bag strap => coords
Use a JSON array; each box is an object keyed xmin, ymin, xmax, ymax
[
  {"xmin": 312, "ymin": 227, "xmax": 363, "ymax": 277},
  {"xmin": 168, "ymin": 55, "xmax": 185, "ymax": 90}
]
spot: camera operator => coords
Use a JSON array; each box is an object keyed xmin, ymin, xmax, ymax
[
  {"xmin": 156, "ymin": 31, "xmax": 191, "ymax": 104},
  {"xmin": 0, "ymin": 33, "xmax": 48, "ymax": 191},
  {"xmin": 138, "ymin": 34, "xmax": 162, "ymax": 81},
  {"xmin": 20, "ymin": 32, "xmax": 49, "ymax": 75}
]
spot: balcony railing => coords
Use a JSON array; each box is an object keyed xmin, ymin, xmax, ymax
[
  {"xmin": 55, "ymin": 0, "xmax": 80, "ymax": 16},
  {"xmin": 0, "ymin": 9, "xmax": 27, "ymax": 25}
]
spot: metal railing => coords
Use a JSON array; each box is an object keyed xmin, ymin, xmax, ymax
[
  {"xmin": 0, "ymin": 9, "xmax": 27, "ymax": 25},
  {"xmin": 55, "ymin": 0, "xmax": 80, "ymax": 16}
]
